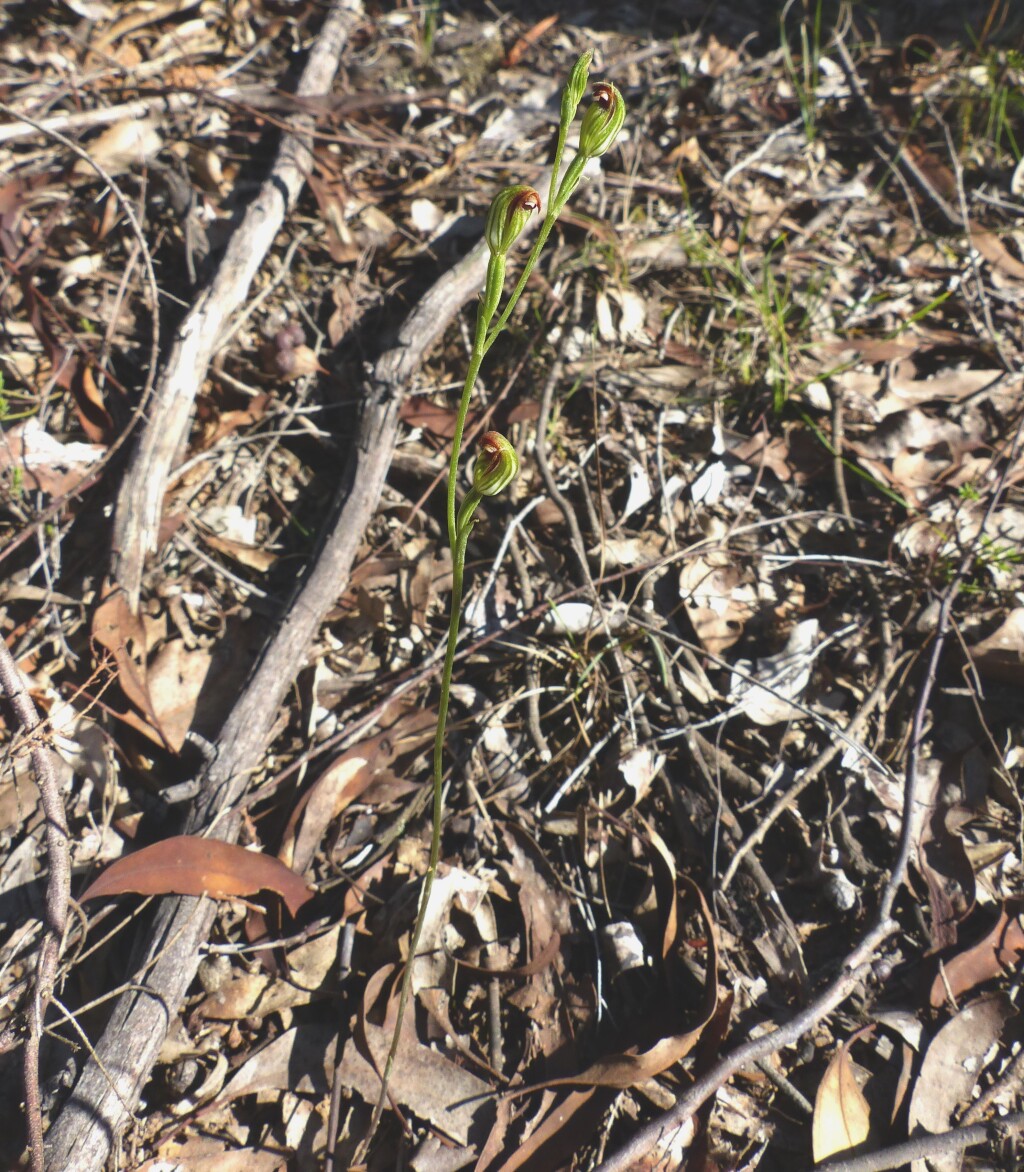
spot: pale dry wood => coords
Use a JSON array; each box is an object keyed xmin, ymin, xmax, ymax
[{"xmin": 110, "ymin": 0, "xmax": 363, "ymax": 609}]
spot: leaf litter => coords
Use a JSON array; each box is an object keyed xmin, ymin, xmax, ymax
[{"xmin": 2, "ymin": 2, "xmax": 1024, "ymax": 1170}]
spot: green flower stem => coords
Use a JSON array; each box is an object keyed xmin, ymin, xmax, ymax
[
  {"xmin": 484, "ymin": 156, "xmax": 589, "ymax": 356},
  {"xmin": 367, "ymin": 503, "xmax": 475, "ymax": 1141},
  {"xmin": 362, "ymin": 54, "xmax": 624, "ymax": 1159}
]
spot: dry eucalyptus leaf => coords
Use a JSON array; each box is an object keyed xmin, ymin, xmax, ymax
[
  {"xmin": 73, "ymin": 118, "xmax": 163, "ymax": 176},
  {"xmin": 728, "ymin": 619, "xmax": 819, "ymax": 725},
  {"xmin": 812, "ymin": 1037, "xmax": 872, "ymax": 1162},
  {"xmin": 908, "ymin": 994, "xmax": 1014, "ymax": 1172}
]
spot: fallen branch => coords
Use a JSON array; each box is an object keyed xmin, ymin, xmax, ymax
[
  {"xmin": 110, "ymin": 0, "xmax": 362, "ymax": 609},
  {"xmin": 0, "ymin": 640, "xmax": 70, "ymax": 1172}
]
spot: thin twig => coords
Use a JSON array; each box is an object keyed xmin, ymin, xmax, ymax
[
  {"xmin": 0, "ymin": 639, "xmax": 70, "ymax": 1172},
  {"xmin": 814, "ymin": 1110, "xmax": 1024, "ymax": 1172}
]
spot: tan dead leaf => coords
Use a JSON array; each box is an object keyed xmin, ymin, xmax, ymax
[
  {"xmin": 908, "ymin": 995, "xmax": 1014, "ymax": 1172},
  {"xmin": 399, "ymin": 395, "xmax": 476, "ymax": 439},
  {"xmin": 199, "ymin": 923, "xmax": 342, "ymax": 1021},
  {"xmin": 71, "ymin": 365, "xmax": 114, "ymax": 443},
  {"xmin": 679, "ymin": 553, "xmax": 756, "ymax": 655},
  {"xmin": 137, "ymin": 1137, "xmax": 285, "ymax": 1172},
  {"xmin": 144, "ymin": 639, "xmax": 212, "ymax": 752},
  {"xmin": 200, "ymin": 530, "xmax": 276, "ymax": 572},
  {"xmin": 930, "ymin": 899, "xmax": 1024, "ymax": 1008},
  {"xmin": 812, "ymin": 1036, "xmax": 872, "ymax": 1162},
  {"xmin": 879, "ymin": 365, "xmax": 1007, "ymax": 417},
  {"xmin": 73, "ymin": 118, "xmax": 163, "ymax": 176},
  {"xmin": 970, "ymin": 228, "xmax": 1024, "ymax": 281},
  {"xmin": 728, "ymin": 619, "xmax": 819, "ymax": 726},
  {"xmin": 279, "ymin": 711, "xmax": 435, "ymax": 872},
  {"xmin": 79, "ymin": 835, "xmax": 314, "ymax": 916},
  {"xmin": 968, "ymin": 609, "xmax": 1024, "ymax": 685},
  {"xmin": 699, "ymin": 34, "xmax": 740, "ymax": 76},
  {"xmin": 92, "ymin": 587, "xmax": 172, "ymax": 750},
  {"xmin": 214, "ymin": 1022, "xmax": 335, "ymax": 1105},
  {"xmin": 489, "ymin": 1088, "xmax": 603, "ymax": 1172},
  {"xmin": 339, "ymin": 964, "xmax": 491, "ymax": 1144},
  {"xmin": 730, "ymin": 431, "xmax": 795, "ymax": 482},
  {"xmin": 502, "ymin": 14, "xmax": 559, "ymax": 67}
]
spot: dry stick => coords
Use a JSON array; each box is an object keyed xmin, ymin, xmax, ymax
[
  {"xmin": 110, "ymin": 0, "xmax": 362, "ymax": 610},
  {"xmin": 0, "ymin": 89, "xmax": 221, "ymax": 146},
  {"xmin": 0, "ymin": 640, "xmax": 70, "ymax": 1172},
  {"xmin": 596, "ymin": 422, "xmax": 1024, "ymax": 1172},
  {"xmin": 43, "ymin": 121, "xmax": 566, "ymax": 1172},
  {"xmin": 814, "ymin": 1110, "xmax": 1024, "ymax": 1172}
]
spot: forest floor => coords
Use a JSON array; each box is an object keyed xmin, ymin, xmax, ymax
[{"xmin": 3, "ymin": 1, "xmax": 1024, "ymax": 1170}]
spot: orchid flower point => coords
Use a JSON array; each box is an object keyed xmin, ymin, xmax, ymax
[
  {"xmin": 485, "ymin": 186, "xmax": 541, "ymax": 258},
  {"xmin": 472, "ymin": 431, "xmax": 520, "ymax": 497},
  {"xmin": 578, "ymin": 81, "xmax": 625, "ymax": 159}
]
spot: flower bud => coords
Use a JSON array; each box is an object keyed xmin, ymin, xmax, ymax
[
  {"xmin": 472, "ymin": 431, "xmax": 520, "ymax": 497},
  {"xmin": 578, "ymin": 82, "xmax": 625, "ymax": 158},
  {"xmin": 561, "ymin": 49, "xmax": 593, "ymax": 126},
  {"xmin": 484, "ymin": 186, "xmax": 541, "ymax": 258}
]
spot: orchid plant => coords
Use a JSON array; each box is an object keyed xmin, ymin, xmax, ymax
[{"xmin": 361, "ymin": 50, "xmax": 625, "ymax": 1153}]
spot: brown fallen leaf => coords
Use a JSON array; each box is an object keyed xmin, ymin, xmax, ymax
[
  {"xmin": 197, "ymin": 922, "xmax": 342, "ymax": 1021},
  {"xmin": 678, "ymin": 553, "xmax": 757, "ymax": 656},
  {"xmin": 341, "ymin": 964, "xmax": 492, "ymax": 1145},
  {"xmin": 930, "ymin": 898, "xmax": 1024, "ymax": 1008},
  {"xmin": 79, "ymin": 835, "xmax": 314, "ymax": 916},
  {"xmin": 143, "ymin": 639, "xmax": 212, "ymax": 753},
  {"xmin": 970, "ymin": 228, "xmax": 1024, "ymax": 281},
  {"xmin": 502, "ymin": 15, "xmax": 558, "ymax": 68},
  {"xmin": 908, "ymin": 994, "xmax": 1015, "ymax": 1172},
  {"xmin": 812, "ymin": 1032, "xmax": 872, "ymax": 1162},
  {"xmin": 968, "ymin": 609, "xmax": 1024, "ymax": 685},
  {"xmin": 278, "ymin": 710, "xmax": 435, "ymax": 873},
  {"xmin": 213, "ymin": 1022, "xmax": 336, "ymax": 1104},
  {"xmin": 92, "ymin": 586, "xmax": 172, "ymax": 751},
  {"xmin": 526, "ymin": 823, "xmax": 720, "ymax": 1092}
]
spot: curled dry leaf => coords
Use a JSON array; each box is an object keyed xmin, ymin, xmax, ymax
[
  {"xmin": 92, "ymin": 587, "xmax": 172, "ymax": 751},
  {"xmin": 72, "ymin": 117, "xmax": 164, "ymax": 176},
  {"xmin": 812, "ymin": 1032, "xmax": 872, "ymax": 1162},
  {"xmin": 278, "ymin": 710, "xmax": 435, "ymax": 873},
  {"xmin": 728, "ymin": 618, "xmax": 819, "ymax": 725},
  {"xmin": 535, "ymin": 822, "xmax": 721, "ymax": 1092},
  {"xmin": 79, "ymin": 835, "xmax": 314, "ymax": 916},
  {"xmin": 198, "ymin": 923, "xmax": 343, "ymax": 1021},
  {"xmin": 930, "ymin": 898, "xmax": 1024, "ymax": 1008}
]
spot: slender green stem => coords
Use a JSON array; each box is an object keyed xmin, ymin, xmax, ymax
[
  {"xmin": 358, "ymin": 53, "xmax": 623, "ymax": 1160},
  {"xmin": 365, "ymin": 508, "xmax": 473, "ymax": 1142}
]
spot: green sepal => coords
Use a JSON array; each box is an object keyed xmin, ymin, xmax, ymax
[
  {"xmin": 578, "ymin": 82, "xmax": 625, "ymax": 159},
  {"xmin": 485, "ymin": 185, "xmax": 541, "ymax": 258}
]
